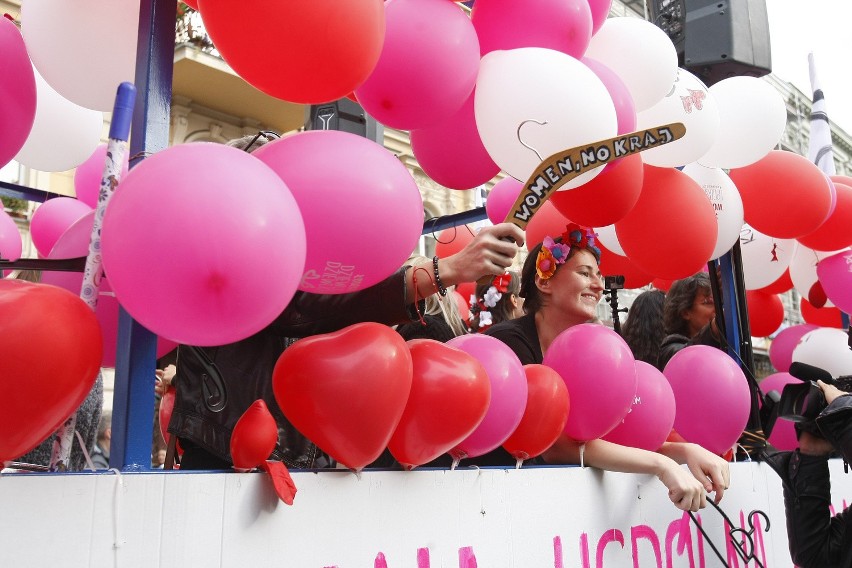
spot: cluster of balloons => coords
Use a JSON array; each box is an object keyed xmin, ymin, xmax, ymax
[{"xmin": 269, "ymin": 321, "xmax": 749, "ymax": 471}]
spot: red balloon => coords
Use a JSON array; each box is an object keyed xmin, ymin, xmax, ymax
[
  {"xmin": 652, "ymin": 278, "xmax": 674, "ymax": 292},
  {"xmin": 598, "ymin": 239, "xmax": 653, "ymax": 289},
  {"xmin": 550, "ymin": 153, "xmax": 643, "ymax": 227},
  {"xmin": 501, "ymin": 364, "xmax": 569, "ymax": 461},
  {"xmin": 455, "ymin": 281, "xmax": 476, "ymax": 306},
  {"xmin": 756, "ymin": 268, "xmax": 793, "ymax": 294},
  {"xmin": 230, "ymin": 400, "xmax": 279, "ymax": 470},
  {"xmin": 197, "ymin": 0, "xmax": 385, "ymax": 104},
  {"xmin": 797, "ymin": 181, "xmax": 852, "ymax": 251},
  {"xmin": 272, "ymin": 322, "xmax": 413, "ymax": 471},
  {"xmin": 388, "ymin": 339, "xmax": 491, "ymax": 469},
  {"xmin": 616, "ymin": 165, "xmax": 717, "ymax": 280},
  {"xmin": 0, "ymin": 281, "xmax": 102, "ymax": 462},
  {"xmin": 728, "ymin": 150, "xmax": 833, "ymax": 239},
  {"xmin": 745, "ymin": 291, "xmax": 784, "ymax": 338},
  {"xmin": 433, "ymin": 225, "xmax": 476, "ymax": 258},
  {"xmin": 800, "ymin": 297, "xmax": 844, "ymax": 329},
  {"xmin": 525, "ymin": 201, "xmax": 571, "ymax": 249},
  {"xmin": 453, "ymin": 290, "xmax": 471, "ymax": 323},
  {"xmin": 158, "ymin": 387, "xmax": 176, "ymax": 446}
]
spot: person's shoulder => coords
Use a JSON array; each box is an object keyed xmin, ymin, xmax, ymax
[
  {"xmin": 660, "ymin": 333, "xmax": 690, "ymax": 348},
  {"xmin": 484, "ymin": 314, "xmax": 529, "ymax": 339}
]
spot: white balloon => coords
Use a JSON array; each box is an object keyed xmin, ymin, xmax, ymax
[
  {"xmin": 595, "ymin": 223, "xmax": 625, "ymax": 256},
  {"xmin": 790, "ymin": 244, "xmax": 844, "ymax": 306},
  {"xmin": 698, "ymin": 76, "xmax": 787, "ymax": 169},
  {"xmin": 792, "ymin": 327, "xmax": 852, "ymax": 378},
  {"xmin": 475, "ymin": 47, "xmax": 617, "ymax": 184},
  {"xmin": 739, "ymin": 224, "xmax": 795, "ymax": 290},
  {"xmin": 14, "ymin": 66, "xmax": 103, "ymax": 173},
  {"xmin": 584, "ymin": 17, "xmax": 679, "ymax": 112},
  {"xmin": 22, "ymin": 0, "xmax": 140, "ymax": 112},
  {"xmin": 681, "ymin": 163, "xmax": 743, "ymax": 260},
  {"xmin": 635, "ymin": 69, "xmax": 719, "ymax": 167}
]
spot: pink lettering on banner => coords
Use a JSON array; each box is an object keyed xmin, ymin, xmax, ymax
[
  {"xmin": 596, "ymin": 529, "xmax": 625, "ymax": 567},
  {"xmin": 417, "ymin": 547, "xmax": 430, "ymax": 568},
  {"xmin": 579, "ymin": 533, "xmax": 591, "ymax": 568},
  {"xmin": 665, "ymin": 517, "xmax": 696, "ymax": 568},
  {"xmin": 375, "ymin": 552, "xmax": 388, "ymax": 568},
  {"xmin": 631, "ymin": 525, "xmax": 662, "ymax": 568},
  {"xmin": 553, "ymin": 536, "xmax": 564, "ymax": 568},
  {"xmin": 458, "ymin": 546, "xmax": 478, "ymax": 568}
]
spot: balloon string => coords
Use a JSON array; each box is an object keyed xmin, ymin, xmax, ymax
[
  {"xmin": 74, "ymin": 430, "xmax": 96, "ymax": 471},
  {"xmin": 451, "ymin": 455, "xmax": 461, "ymax": 471},
  {"xmin": 411, "ymin": 266, "xmax": 436, "ymax": 326},
  {"xmin": 110, "ymin": 467, "xmax": 125, "ymax": 559},
  {"xmin": 515, "ymin": 458, "xmax": 523, "ymax": 470},
  {"xmin": 579, "ymin": 443, "xmax": 586, "ymax": 469}
]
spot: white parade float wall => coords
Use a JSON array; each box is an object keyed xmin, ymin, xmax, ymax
[{"xmin": 1, "ymin": 461, "xmax": 850, "ymax": 567}]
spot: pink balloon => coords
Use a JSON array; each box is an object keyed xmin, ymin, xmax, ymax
[
  {"xmin": 485, "ymin": 177, "xmax": 524, "ymax": 224},
  {"xmin": 446, "ymin": 334, "xmax": 527, "ymax": 459},
  {"xmin": 102, "ymin": 143, "xmax": 306, "ymax": 346},
  {"xmin": 759, "ymin": 372, "xmax": 799, "ymax": 451},
  {"xmin": 0, "ymin": 209, "xmax": 23, "ymax": 262},
  {"xmin": 582, "ymin": 57, "xmax": 636, "ymax": 135},
  {"xmin": 73, "ymin": 144, "xmax": 130, "ymax": 208},
  {"xmin": 29, "ymin": 197, "xmax": 93, "ymax": 258},
  {"xmin": 664, "ymin": 345, "xmax": 751, "ymax": 455},
  {"xmin": 543, "ymin": 323, "xmax": 637, "ymax": 442},
  {"xmin": 410, "ymin": 91, "xmax": 499, "ymax": 190},
  {"xmin": 587, "ymin": 0, "xmax": 612, "ymax": 35},
  {"xmin": 42, "ymin": 210, "xmax": 178, "ymax": 366},
  {"xmin": 817, "ymin": 250, "xmax": 852, "ymax": 314},
  {"xmin": 254, "ymin": 130, "xmax": 424, "ymax": 294},
  {"xmin": 603, "ymin": 361, "xmax": 675, "ymax": 451},
  {"xmin": 471, "ymin": 0, "xmax": 592, "ymax": 58},
  {"xmin": 354, "ymin": 0, "xmax": 480, "ymax": 130},
  {"xmin": 768, "ymin": 323, "xmax": 818, "ymax": 373},
  {"xmin": 0, "ymin": 17, "xmax": 36, "ymax": 168}
]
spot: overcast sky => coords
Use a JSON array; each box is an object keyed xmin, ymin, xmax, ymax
[{"xmin": 767, "ymin": 0, "xmax": 852, "ymax": 134}]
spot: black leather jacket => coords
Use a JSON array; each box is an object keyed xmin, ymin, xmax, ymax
[
  {"xmin": 169, "ymin": 267, "xmax": 421, "ymax": 469},
  {"xmin": 784, "ymin": 395, "xmax": 852, "ymax": 568}
]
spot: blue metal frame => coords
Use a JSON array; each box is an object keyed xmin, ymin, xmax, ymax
[{"xmin": 109, "ymin": 0, "xmax": 178, "ymax": 470}]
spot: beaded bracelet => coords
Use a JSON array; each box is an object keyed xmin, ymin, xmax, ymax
[{"xmin": 432, "ymin": 255, "xmax": 448, "ymax": 297}]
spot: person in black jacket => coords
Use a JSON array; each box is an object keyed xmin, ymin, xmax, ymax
[
  {"xmin": 765, "ymin": 380, "xmax": 852, "ymax": 568},
  {"xmin": 657, "ymin": 272, "xmax": 722, "ymax": 370}
]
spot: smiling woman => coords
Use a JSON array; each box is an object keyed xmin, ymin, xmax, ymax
[{"xmin": 476, "ymin": 223, "xmax": 731, "ymax": 514}]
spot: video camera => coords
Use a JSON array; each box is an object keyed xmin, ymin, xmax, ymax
[{"xmin": 766, "ymin": 362, "xmax": 852, "ymax": 436}]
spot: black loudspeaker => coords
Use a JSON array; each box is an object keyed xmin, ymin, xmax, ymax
[
  {"xmin": 649, "ymin": 0, "xmax": 772, "ymax": 86},
  {"xmin": 305, "ymin": 98, "xmax": 383, "ymax": 144}
]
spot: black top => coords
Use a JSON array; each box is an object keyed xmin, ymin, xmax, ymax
[{"xmin": 485, "ymin": 313, "xmax": 542, "ymax": 365}]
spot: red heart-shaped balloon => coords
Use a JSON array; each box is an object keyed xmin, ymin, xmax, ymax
[
  {"xmin": 272, "ymin": 322, "xmax": 413, "ymax": 471},
  {"xmin": 0, "ymin": 280, "xmax": 102, "ymax": 462},
  {"xmin": 388, "ymin": 339, "xmax": 490, "ymax": 469},
  {"xmin": 502, "ymin": 364, "xmax": 569, "ymax": 462},
  {"xmin": 230, "ymin": 399, "xmax": 279, "ymax": 470}
]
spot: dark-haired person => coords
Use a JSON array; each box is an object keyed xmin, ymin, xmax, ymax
[
  {"xmin": 621, "ymin": 289, "xmax": 666, "ymax": 366},
  {"xmin": 484, "ymin": 225, "xmax": 730, "ymax": 512},
  {"xmin": 657, "ymin": 272, "xmax": 722, "ymax": 370},
  {"xmin": 469, "ymin": 270, "xmax": 523, "ymax": 332}
]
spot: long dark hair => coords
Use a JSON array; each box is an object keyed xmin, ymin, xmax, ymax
[
  {"xmin": 622, "ymin": 289, "xmax": 666, "ymax": 365},
  {"xmin": 470, "ymin": 271, "xmax": 521, "ymax": 330},
  {"xmin": 663, "ymin": 272, "xmax": 712, "ymax": 336}
]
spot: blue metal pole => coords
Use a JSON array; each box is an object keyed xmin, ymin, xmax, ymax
[
  {"xmin": 110, "ymin": 0, "xmax": 176, "ymax": 471},
  {"xmin": 422, "ymin": 207, "xmax": 489, "ymax": 235}
]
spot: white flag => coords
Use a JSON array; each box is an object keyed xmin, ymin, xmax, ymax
[{"xmin": 807, "ymin": 52, "xmax": 836, "ymax": 175}]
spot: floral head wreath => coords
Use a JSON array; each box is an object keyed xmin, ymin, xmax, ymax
[
  {"xmin": 469, "ymin": 273, "xmax": 512, "ymax": 331},
  {"xmin": 536, "ymin": 223, "xmax": 601, "ymax": 281}
]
